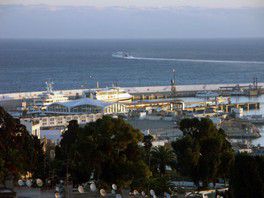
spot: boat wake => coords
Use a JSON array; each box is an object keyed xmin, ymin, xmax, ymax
[{"xmin": 122, "ymin": 56, "xmax": 264, "ymax": 65}]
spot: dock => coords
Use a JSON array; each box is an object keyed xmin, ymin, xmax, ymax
[
  {"xmin": 184, "ymin": 102, "xmax": 260, "ymax": 113},
  {"xmin": 126, "ymin": 99, "xmax": 260, "ymax": 113},
  {"xmin": 1, "ymin": 82, "xmax": 264, "ymax": 101}
]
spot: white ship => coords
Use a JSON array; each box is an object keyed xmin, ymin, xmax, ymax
[
  {"xmin": 195, "ymin": 91, "xmax": 219, "ymax": 98},
  {"xmin": 33, "ymin": 82, "xmax": 69, "ymax": 110},
  {"xmin": 83, "ymin": 87, "xmax": 132, "ymax": 103},
  {"xmin": 112, "ymin": 51, "xmax": 134, "ymax": 59}
]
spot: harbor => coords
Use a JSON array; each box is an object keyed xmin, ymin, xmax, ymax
[
  {"xmin": 1, "ymin": 3, "xmax": 264, "ymax": 197},
  {"xmin": 0, "ymin": 81, "xmax": 263, "ymax": 101},
  {"xmin": 1, "ymin": 81, "xmax": 264, "ymax": 148}
]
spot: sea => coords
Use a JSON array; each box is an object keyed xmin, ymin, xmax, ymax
[
  {"xmin": 0, "ymin": 38, "xmax": 264, "ymax": 94},
  {"xmin": 1, "ymin": 38, "xmax": 264, "ymax": 145}
]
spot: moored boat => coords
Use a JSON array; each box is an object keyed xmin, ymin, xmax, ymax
[{"xmin": 83, "ymin": 87, "xmax": 132, "ymax": 103}]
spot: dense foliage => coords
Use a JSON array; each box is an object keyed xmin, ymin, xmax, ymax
[
  {"xmin": 4, "ymin": 105, "xmax": 264, "ymax": 196},
  {"xmin": 230, "ymin": 154, "xmax": 264, "ymax": 198},
  {"xmin": 0, "ymin": 107, "xmax": 45, "ymax": 185},
  {"xmin": 172, "ymin": 118, "xmax": 235, "ymax": 188},
  {"xmin": 150, "ymin": 146, "xmax": 176, "ymax": 176},
  {"xmin": 55, "ymin": 116, "xmax": 152, "ymax": 189}
]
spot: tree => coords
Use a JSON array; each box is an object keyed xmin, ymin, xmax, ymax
[
  {"xmin": 149, "ymin": 176, "xmax": 174, "ymax": 196},
  {"xmin": 142, "ymin": 134, "xmax": 154, "ymax": 166},
  {"xmin": 172, "ymin": 118, "xmax": 234, "ymax": 188},
  {"xmin": 230, "ymin": 154, "xmax": 264, "ymax": 198},
  {"xmin": 143, "ymin": 134, "xmax": 153, "ymax": 154},
  {"xmin": 171, "ymin": 135, "xmax": 200, "ymax": 185},
  {"xmin": 55, "ymin": 116, "xmax": 152, "ymax": 189},
  {"xmin": 30, "ymin": 136, "xmax": 46, "ymax": 180},
  {"xmin": 0, "ymin": 106, "xmax": 45, "ymax": 186},
  {"xmin": 55, "ymin": 120, "xmax": 79, "ymax": 181},
  {"xmin": 150, "ymin": 146, "xmax": 176, "ymax": 176},
  {"xmin": 179, "ymin": 118, "xmax": 200, "ymax": 137}
]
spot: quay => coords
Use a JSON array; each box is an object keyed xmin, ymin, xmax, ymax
[
  {"xmin": 1, "ymin": 82, "xmax": 264, "ymax": 101},
  {"xmin": 184, "ymin": 102, "xmax": 260, "ymax": 113},
  {"xmin": 126, "ymin": 99, "xmax": 260, "ymax": 113}
]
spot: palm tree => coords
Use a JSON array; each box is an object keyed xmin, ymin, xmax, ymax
[{"xmin": 150, "ymin": 146, "xmax": 176, "ymax": 176}]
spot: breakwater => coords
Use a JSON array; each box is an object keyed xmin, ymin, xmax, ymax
[{"xmin": 1, "ymin": 82, "xmax": 264, "ymax": 101}]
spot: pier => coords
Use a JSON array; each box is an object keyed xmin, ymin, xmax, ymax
[
  {"xmin": 1, "ymin": 82, "xmax": 264, "ymax": 101},
  {"xmin": 126, "ymin": 99, "xmax": 260, "ymax": 113},
  {"xmin": 184, "ymin": 102, "xmax": 260, "ymax": 113}
]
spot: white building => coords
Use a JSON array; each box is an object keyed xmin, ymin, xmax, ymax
[
  {"xmin": 20, "ymin": 119, "xmax": 41, "ymax": 139},
  {"xmin": 21, "ymin": 113, "xmax": 103, "ymax": 128},
  {"xmin": 46, "ymin": 98, "xmax": 128, "ymax": 115}
]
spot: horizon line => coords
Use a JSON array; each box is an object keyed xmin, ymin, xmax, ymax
[
  {"xmin": 1, "ymin": 4, "xmax": 264, "ymax": 10},
  {"xmin": 0, "ymin": 37, "xmax": 264, "ymax": 40}
]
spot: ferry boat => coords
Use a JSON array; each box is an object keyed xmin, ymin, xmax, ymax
[
  {"xmin": 33, "ymin": 82, "xmax": 69, "ymax": 110},
  {"xmin": 112, "ymin": 51, "xmax": 134, "ymax": 59},
  {"xmin": 83, "ymin": 87, "xmax": 132, "ymax": 103},
  {"xmin": 195, "ymin": 91, "xmax": 219, "ymax": 98}
]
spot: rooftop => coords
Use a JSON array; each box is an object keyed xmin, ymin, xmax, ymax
[{"xmin": 50, "ymin": 98, "xmax": 112, "ymax": 108}]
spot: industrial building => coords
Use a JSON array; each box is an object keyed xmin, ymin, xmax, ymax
[{"xmin": 46, "ymin": 98, "xmax": 128, "ymax": 115}]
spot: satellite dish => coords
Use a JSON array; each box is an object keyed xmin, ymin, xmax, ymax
[
  {"xmin": 18, "ymin": 180, "xmax": 24, "ymax": 186},
  {"xmin": 165, "ymin": 192, "xmax": 171, "ymax": 198},
  {"xmin": 116, "ymin": 194, "xmax": 122, "ymax": 198},
  {"xmin": 36, "ymin": 179, "xmax": 43, "ymax": 187},
  {"xmin": 112, "ymin": 184, "xmax": 117, "ymax": 190},
  {"xmin": 78, "ymin": 185, "xmax": 84, "ymax": 193},
  {"xmin": 141, "ymin": 191, "xmax": 146, "ymax": 196},
  {"xmin": 150, "ymin": 189, "xmax": 155, "ymax": 196},
  {"xmin": 26, "ymin": 180, "xmax": 32, "ymax": 187},
  {"xmin": 90, "ymin": 183, "xmax": 97, "ymax": 192},
  {"xmin": 133, "ymin": 190, "xmax": 139, "ymax": 195},
  {"xmin": 100, "ymin": 189, "xmax": 107, "ymax": 197}
]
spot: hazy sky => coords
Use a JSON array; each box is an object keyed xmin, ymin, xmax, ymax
[
  {"xmin": 0, "ymin": 1, "xmax": 264, "ymax": 39},
  {"xmin": 1, "ymin": 0, "xmax": 264, "ymax": 8}
]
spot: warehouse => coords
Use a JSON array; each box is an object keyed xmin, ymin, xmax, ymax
[{"xmin": 46, "ymin": 98, "xmax": 127, "ymax": 114}]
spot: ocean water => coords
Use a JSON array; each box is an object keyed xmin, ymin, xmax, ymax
[{"xmin": 0, "ymin": 38, "xmax": 264, "ymax": 93}]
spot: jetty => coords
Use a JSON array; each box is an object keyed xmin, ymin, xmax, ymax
[
  {"xmin": 184, "ymin": 102, "xmax": 260, "ymax": 113},
  {"xmin": 1, "ymin": 82, "xmax": 264, "ymax": 101}
]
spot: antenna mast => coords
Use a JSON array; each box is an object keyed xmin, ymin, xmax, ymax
[
  {"xmin": 171, "ymin": 69, "xmax": 177, "ymax": 97},
  {"xmin": 45, "ymin": 81, "xmax": 54, "ymax": 93}
]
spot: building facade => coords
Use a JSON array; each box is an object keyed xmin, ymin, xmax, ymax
[
  {"xmin": 20, "ymin": 119, "xmax": 41, "ymax": 138},
  {"xmin": 21, "ymin": 113, "xmax": 103, "ymax": 128},
  {"xmin": 46, "ymin": 98, "xmax": 127, "ymax": 115}
]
